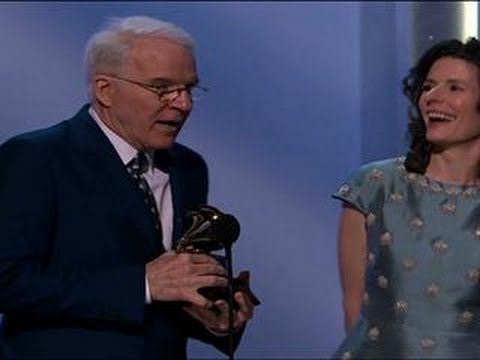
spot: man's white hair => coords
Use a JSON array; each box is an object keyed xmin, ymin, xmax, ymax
[{"xmin": 84, "ymin": 16, "xmax": 195, "ymax": 86}]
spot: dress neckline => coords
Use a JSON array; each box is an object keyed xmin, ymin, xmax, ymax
[{"xmin": 394, "ymin": 157, "xmax": 480, "ymax": 198}]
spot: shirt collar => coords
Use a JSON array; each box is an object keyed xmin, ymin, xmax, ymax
[{"xmin": 88, "ymin": 106, "xmax": 154, "ymax": 169}]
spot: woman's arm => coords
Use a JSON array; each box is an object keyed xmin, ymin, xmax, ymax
[{"xmin": 337, "ymin": 204, "xmax": 367, "ymax": 332}]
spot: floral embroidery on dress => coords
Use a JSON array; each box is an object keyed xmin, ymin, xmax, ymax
[
  {"xmin": 366, "ymin": 212, "xmax": 376, "ymax": 226},
  {"xmin": 394, "ymin": 300, "xmax": 409, "ymax": 314},
  {"xmin": 473, "ymin": 226, "xmax": 480, "ymax": 240},
  {"xmin": 409, "ymin": 217, "xmax": 425, "ymax": 229},
  {"xmin": 458, "ymin": 310, "xmax": 474, "ymax": 324},
  {"xmin": 388, "ymin": 192, "xmax": 404, "ymax": 203},
  {"xmin": 425, "ymin": 282, "xmax": 440, "ymax": 298},
  {"xmin": 377, "ymin": 275, "xmax": 389, "ymax": 288},
  {"xmin": 420, "ymin": 337, "xmax": 436, "ymax": 350},
  {"xmin": 440, "ymin": 199, "xmax": 456, "ymax": 215},
  {"xmin": 369, "ymin": 168, "xmax": 384, "ymax": 181},
  {"xmin": 431, "ymin": 238, "xmax": 449, "ymax": 254},
  {"xmin": 402, "ymin": 256, "xmax": 417, "ymax": 271},
  {"xmin": 368, "ymin": 326, "xmax": 380, "ymax": 341},
  {"xmin": 380, "ymin": 231, "xmax": 393, "ymax": 246},
  {"xmin": 338, "ymin": 184, "xmax": 352, "ymax": 197},
  {"xmin": 467, "ymin": 268, "xmax": 480, "ymax": 282}
]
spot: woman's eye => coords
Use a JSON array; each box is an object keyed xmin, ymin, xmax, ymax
[
  {"xmin": 421, "ymin": 84, "xmax": 433, "ymax": 92},
  {"xmin": 450, "ymin": 85, "xmax": 463, "ymax": 91}
]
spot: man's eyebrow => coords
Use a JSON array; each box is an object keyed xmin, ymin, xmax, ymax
[
  {"xmin": 149, "ymin": 77, "xmax": 200, "ymax": 86},
  {"xmin": 149, "ymin": 77, "xmax": 172, "ymax": 85}
]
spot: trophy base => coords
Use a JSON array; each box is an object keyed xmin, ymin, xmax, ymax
[{"xmin": 198, "ymin": 271, "xmax": 261, "ymax": 307}]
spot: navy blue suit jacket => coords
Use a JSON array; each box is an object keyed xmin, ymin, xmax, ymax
[{"xmin": 0, "ymin": 105, "xmax": 237, "ymax": 358}]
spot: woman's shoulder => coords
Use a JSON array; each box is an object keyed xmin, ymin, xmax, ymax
[
  {"xmin": 347, "ymin": 157, "xmax": 405, "ymax": 184},
  {"xmin": 333, "ymin": 157, "xmax": 406, "ymax": 213},
  {"xmin": 357, "ymin": 157, "xmax": 404, "ymax": 174}
]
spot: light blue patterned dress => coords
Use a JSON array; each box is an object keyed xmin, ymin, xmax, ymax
[{"xmin": 332, "ymin": 157, "xmax": 480, "ymax": 359}]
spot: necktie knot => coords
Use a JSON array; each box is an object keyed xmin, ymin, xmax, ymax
[{"xmin": 127, "ymin": 152, "xmax": 149, "ymax": 176}]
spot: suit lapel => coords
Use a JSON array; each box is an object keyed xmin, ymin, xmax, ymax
[
  {"xmin": 67, "ymin": 106, "xmax": 162, "ymax": 258},
  {"xmin": 169, "ymin": 165, "xmax": 185, "ymax": 246},
  {"xmin": 166, "ymin": 147, "xmax": 208, "ymax": 248}
]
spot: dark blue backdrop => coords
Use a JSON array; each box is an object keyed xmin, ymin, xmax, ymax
[{"xmin": 0, "ymin": 2, "xmax": 413, "ymax": 358}]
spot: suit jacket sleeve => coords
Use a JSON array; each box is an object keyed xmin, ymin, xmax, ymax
[{"xmin": 0, "ymin": 136, "xmax": 145, "ymax": 325}]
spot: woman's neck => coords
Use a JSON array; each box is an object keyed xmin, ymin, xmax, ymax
[{"xmin": 426, "ymin": 146, "xmax": 480, "ymax": 185}]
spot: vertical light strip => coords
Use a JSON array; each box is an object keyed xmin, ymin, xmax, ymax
[{"xmin": 462, "ymin": 1, "xmax": 478, "ymax": 39}]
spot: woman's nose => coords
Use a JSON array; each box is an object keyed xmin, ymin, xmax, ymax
[{"xmin": 424, "ymin": 83, "xmax": 445, "ymax": 102}]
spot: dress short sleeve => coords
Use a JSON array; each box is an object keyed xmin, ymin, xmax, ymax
[{"xmin": 332, "ymin": 159, "xmax": 396, "ymax": 215}]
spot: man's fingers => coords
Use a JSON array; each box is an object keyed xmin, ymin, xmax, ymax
[
  {"xmin": 187, "ymin": 263, "xmax": 226, "ymax": 276},
  {"xmin": 194, "ymin": 275, "xmax": 228, "ymax": 289},
  {"xmin": 234, "ymin": 291, "xmax": 254, "ymax": 320},
  {"xmin": 180, "ymin": 253, "xmax": 221, "ymax": 265},
  {"xmin": 182, "ymin": 290, "xmax": 214, "ymax": 308}
]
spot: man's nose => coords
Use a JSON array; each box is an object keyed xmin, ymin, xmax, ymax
[{"xmin": 170, "ymin": 89, "xmax": 193, "ymax": 111}]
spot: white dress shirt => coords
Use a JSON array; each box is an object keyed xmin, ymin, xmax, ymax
[{"xmin": 89, "ymin": 107, "xmax": 173, "ymax": 303}]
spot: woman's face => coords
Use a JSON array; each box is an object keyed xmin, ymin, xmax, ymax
[{"xmin": 419, "ymin": 56, "xmax": 480, "ymax": 150}]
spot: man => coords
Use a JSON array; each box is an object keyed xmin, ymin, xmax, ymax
[{"xmin": 0, "ymin": 15, "xmax": 254, "ymax": 358}]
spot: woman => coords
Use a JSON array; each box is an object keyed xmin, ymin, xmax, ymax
[{"xmin": 333, "ymin": 37, "xmax": 480, "ymax": 358}]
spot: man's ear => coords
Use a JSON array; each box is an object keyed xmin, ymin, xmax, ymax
[{"xmin": 93, "ymin": 75, "xmax": 114, "ymax": 107}]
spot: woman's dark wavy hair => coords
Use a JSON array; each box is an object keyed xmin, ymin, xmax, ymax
[{"xmin": 403, "ymin": 37, "xmax": 480, "ymax": 173}]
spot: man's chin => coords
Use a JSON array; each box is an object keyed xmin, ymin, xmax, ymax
[{"xmin": 150, "ymin": 138, "xmax": 177, "ymax": 151}]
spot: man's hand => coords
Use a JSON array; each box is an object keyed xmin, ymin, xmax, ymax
[
  {"xmin": 183, "ymin": 290, "xmax": 255, "ymax": 335},
  {"xmin": 146, "ymin": 251, "xmax": 227, "ymax": 308}
]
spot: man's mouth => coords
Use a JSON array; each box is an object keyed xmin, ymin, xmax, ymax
[{"xmin": 155, "ymin": 120, "xmax": 183, "ymax": 129}]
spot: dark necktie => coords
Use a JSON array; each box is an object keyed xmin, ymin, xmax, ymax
[{"xmin": 126, "ymin": 152, "xmax": 164, "ymax": 249}]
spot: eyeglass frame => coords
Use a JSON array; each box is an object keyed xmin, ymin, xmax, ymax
[{"xmin": 106, "ymin": 74, "xmax": 208, "ymax": 103}]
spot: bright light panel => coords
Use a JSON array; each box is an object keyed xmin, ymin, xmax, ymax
[{"xmin": 462, "ymin": 1, "xmax": 478, "ymax": 40}]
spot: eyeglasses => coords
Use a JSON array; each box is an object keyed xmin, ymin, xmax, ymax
[{"xmin": 108, "ymin": 74, "xmax": 208, "ymax": 103}]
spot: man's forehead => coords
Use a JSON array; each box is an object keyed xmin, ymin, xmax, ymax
[
  {"xmin": 128, "ymin": 38, "xmax": 193, "ymax": 65},
  {"xmin": 129, "ymin": 34, "xmax": 191, "ymax": 53}
]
